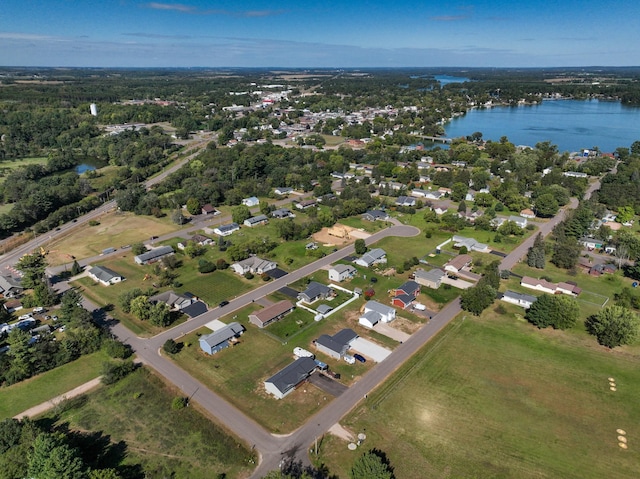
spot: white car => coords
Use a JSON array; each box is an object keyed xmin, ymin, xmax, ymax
[
  {"xmin": 33, "ymin": 307, "xmax": 45, "ymax": 314},
  {"xmin": 18, "ymin": 313, "xmax": 33, "ymax": 321}
]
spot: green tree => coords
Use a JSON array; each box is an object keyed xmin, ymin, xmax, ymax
[
  {"xmin": 460, "ymin": 283, "xmax": 496, "ymax": 316},
  {"xmin": 131, "ymin": 243, "xmax": 147, "ymax": 255},
  {"xmin": 526, "ymin": 233, "xmax": 546, "ymax": 269},
  {"xmin": 163, "ymin": 339, "xmax": 180, "ymax": 354},
  {"xmin": 616, "ymin": 205, "xmax": 635, "ymax": 224},
  {"xmin": 585, "ymin": 305, "xmax": 640, "ymax": 348},
  {"xmin": 450, "ymin": 182, "xmax": 468, "ymax": 202},
  {"xmin": 354, "ymin": 239, "xmax": 367, "ymax": 255},
  {"xmin": 349, "ymin": 449, "xmax": 395, "ymax": 479},
  {"xmin": 186, "ymin": 197, "xmax": 200, "ymax": 215},
  {"xmin": 70, "ymin": 260, "xmax": 82, "ymax": 276},
  {"xmin": 171, "ymin": 209, "xmax": 186, "ymax": 225},
  {"xmin": 231, "ymin": 205, "xmax": 252, "ymax": 224},
  {"xmin": 259, "ymin": 200, "xmax": 271, "ymax": 215},
  {"xmin": 88, "ymin": 469, "xmax": 123, "ymax": 479},
  {"xmin": 534, "ymin": 193, "xmax": 559, "ymax": 218},
  {"xmin": 526, "ymin": 294, "xmax": 579, "ymax": 330},
  {"xmin": 14, "ymin": 252, "xmax": 47, "ymax": 289},
  {"xmin": 551, "ymin": 238, "xmax": 581, "ymax": 269},
  {"xmin": 28, "ymin": 433, "xmax": 85, "ymax": 479},
  {"xmin": 129, "ymin": 296, "xmax": 151, "ymax": 321}
]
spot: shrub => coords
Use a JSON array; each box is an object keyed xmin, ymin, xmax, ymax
[
  {"xmin": 244, "ymin": 272, "xmax": 254, "ymax": 280},
  {"xmin": 172, "ymin": 396, "xmax": 188, "ymax": 410},
  {"xmin": 88, "ymin": 220, "xmax": 100, "ymax": 226},
  {"xmin": 103, "ymin": 339, "xmax": 133, "ymax": 359},
  {"xmin": 163, "ymin": 339, "xmax": 180, "ymax": 354},
  {"xmin": 101, "ymin": 360, "xmax": 137, "ymax": 385},
  {"xmin": 198, "ymin": 259, "xmax": 216, "ymax": 273}
]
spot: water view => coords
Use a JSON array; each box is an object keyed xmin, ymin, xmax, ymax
[{"xmin": 444, "ymin": 99, "xmax": 640, "ymax": 153}]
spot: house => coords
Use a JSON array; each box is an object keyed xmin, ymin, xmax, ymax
[
  {"xmin": 444, "ymin": 254, "xmax": 473, "ymax": 274},
  {"xmin": 589, "ymin": 263, "xmax": 617, "ymax": 276},
  {"xmin": 392, "ymin": 294, "xmax": 415, "ymax": 310},
  {"xmin": 520, "ymin": 208, "xmax": 536, "ymax": 219},
  {"xmin": 274, "ymin": 187, "xmax": 294, "ymax": 196},
  {"xmin": 434, "ymin": 207, "xmax": 448, "ymax": 216},
  {"xmin": 395, "ymin": 280, "xmax": 420, "ymax": 298},
  {"xmin": 243, "ymin": 214, "xmax": 269, "ymax": 227},
  {"xmin": 395, "ymin": 196, "xmax": 416, "ymax": 207},
  {"xmin": 414, "ymin": 268, "xmax": 445, "ymax": 289},
  {"xmin": 411, "ymin": 189, "xmax": 443, "ymax": 200},
  {"xmin": 580, "ymin": 237, "xmax": 604, "ymax": 250},
  {"xmin": 149, "ymin": 290, "xmax": 196, "ymax": 310},
  {"xmin": 3, "ymin": 299, "xmax": 23, "ymax": 313},
  {"xmin": 201, "ymin": 204, "xmax": 220, "ymax": 215},
  {"xmin": 249, "ymin": 300, "xmax": 295, "ymax": 328},
  {"xmin": 563, "ymin": 171, "xmax": 588, "ymax": 178},
  {"xmin": 213, "ymin": 223, "xmax": 240, "ymax": 236},
  {"xmin": 295, "ymin": 199, "xmax": 317, "ymax": 210},
  {"xmin": 134, "ymin": 245, "xmax": 174, "ymax": 265},
  {"xmin": 199, "ymin": 322, "xmax": 244, "ymax": 355},
  {"xmin": 452, "ymin": 235, "xmax": 490, "ymax": 253},
  {"xmin": 0, "ymin": 276, "xmax": 23, "ymax": 297},
  {"xmin": 298, "ymin": 281, "xmax": 332, "ymax": 303},
  {"xmin": 501, "ymin": 291, "xmax": 537, "ymax": 309},
  {"xmin": 87, "ymin": 265, "xmax": 123, "ymax": 286},
  {"xmin": 272, "ymin": 208, "xmax": 294, "ymax": 219},
  {"xmin": 521, "ymin": 276, "xmax": 557, "ymax": 294},
  {"xmin": 242, "ymin": 196, "xmax": 260, "ymax": 207},
  {"xmin": 354, "ymin": 248, "xmax": 387, "ymax": 267},
  {"xmin": 362, "ymin": 301, "xmax": 396, "ymax": 323},
  {"xmin": 362, "ymin": 210, "xmax": 389, "ymax": 221},
  {"xmin": 191, "ymin": 234, "xmax": 214, "ymax": 246},
  {"xmin": 231, "ymin": 256, "xmax": 277, "ymax": 275},
  {"xmin": 508, "ymin": 215, "xmax": 528, "ymax": 228},
  {"xmin": 557, "ymin": 282, "xmax": 582, "ymax": 296},
  {"xmin": 328, "ymin": 264, "xmax": 357, "ymax": 282},
  {"xmin": 314, "ymin": 328, "xmax": 358, "ymax": 360},
  {"xmin": 264, "ymin": 357, "xmax": 317, "ymax": 399}
]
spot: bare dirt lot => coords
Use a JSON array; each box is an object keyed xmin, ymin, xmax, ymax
[{"xmin": 312, "ymin": 224, "xmax": 357, "ymax": 246}]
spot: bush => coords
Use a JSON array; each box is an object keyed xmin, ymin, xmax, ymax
[
  {"xmin": 172, "ymin": 396, "xmax": 188, "ymax": 410},
  {"xmin": 88, "ymin": 220, "xmax": 100, "ymax": 226},
  {"xmin": 261, "ymin": 273, "xmax": 271, "ymax": 282},
  {"xmin": 198, "ymin": 259, "xmax": 216, "ymax": 273},
  {"xmin": 101, "ymin": 360, "xmax": 137, "ymax": 385},
  {"xmin": 103, "ymin": 338, "xmax": 133, "ymax": 359},
  {"xmin": 163, "ymin": 339, "xmax": 180, "ymax": 354},
  {"xmin": 459, "ymin": 246, "xmax": 468, "ymax": 255}
]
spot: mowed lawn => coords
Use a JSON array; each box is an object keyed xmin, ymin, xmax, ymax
[
  {"xmin": 0, "ymin": 351, "xmax": 107, "ymax": 419},
  {"xmin": 45, "ymin": 211, "xmax": 181, "ymax": 266},
  {"xmin": 319, "ymin": 305, "xmax": 640, "ymax": 479},
  {"xmin": 51, "ymin": 368, "xmax": 253, "ymax": 479}
]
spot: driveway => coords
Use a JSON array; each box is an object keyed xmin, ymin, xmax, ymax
[
  {"xmin": 373, "ymin": 322, "xmax": 410, "ymax": 342},
  {"xmin": 349, "ymin": 337, "xmax": 392, "ymax": 362},
  {"xmin": 307, "ymin": 373, "xmax": 348, "ymax": 397}
]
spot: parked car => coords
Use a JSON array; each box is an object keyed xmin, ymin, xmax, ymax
[
  {"xmin": 33, "ymin": 307, "xmax": 45, "ymax": 314},
  {"xmin": 353, "ymin": 354, "xmax": 366, "ymax": 363},
  {"xmin": 219, "ymin": 300, "xmax": 229, "ymax": 308}
]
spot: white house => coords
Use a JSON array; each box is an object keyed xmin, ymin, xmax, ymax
[
  {"xmin": 520, "ymin": 276, "xmax": 557, "ymax": 294},
  {"xmin": 452, "ymin": 235, "xmax": 490, "ymax": 253},
  {"xmin": 508, "ymin": 215, "xmax": 528, "ymax": 228},
  {"xmin": 354, "ymin": 248, "xmax": 387, "ymax": 267},
  {"xmin": 501, "ymin": 290, "xmax": 537, "ymax": 309},
  {"xmin": 362, "ymin": 300, "xmax": 396, "ymax": 323},
  {"xmin": 243, "ymin": 215, "xmax": 269, "ymax": 227},
  {"xmin": 328, "ymin": 264, "xmax": 357, "ymax": 282},
  {"xmin": 242, "ymin": 196, "xmax": 260, "ymax": 207},
  {"xmin": 274, "ymin": 187, "xmax": 293, "ymax": 196},
  {"xmin": 231, "ymin": 256, "xmax": 277, "ymax": 275},
  {"xmin": 87, "ymin": 265, "xmax": 123, "ymax": 286},
  {"xmin": 213, "ymin": 223, "xmax": 240, "ymax": 236}
]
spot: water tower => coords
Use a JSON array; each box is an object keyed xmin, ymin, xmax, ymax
[{"xmin": 90, "ymin": 103, "xmax": 98, "ymax": 116}]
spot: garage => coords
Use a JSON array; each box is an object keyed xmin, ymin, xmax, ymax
[{"xmin": 349, "ymin": 337, "xmax": 391, "ymax": 363}]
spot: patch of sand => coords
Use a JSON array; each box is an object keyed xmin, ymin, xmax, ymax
[
  {"xmin": 329, "ymin": 423, "xmax": 355, "ymax": 442},
  {"xmin": 312, "ymin": 223, "xmax": 357, "ymax": 246}
]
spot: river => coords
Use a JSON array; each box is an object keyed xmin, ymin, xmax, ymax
[{"xmin": 444, "ymin": 99, "xmax": 640, "ymax": 153}]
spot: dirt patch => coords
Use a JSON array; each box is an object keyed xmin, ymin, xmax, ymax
[
  {"xmin": 329, "ymin": 423, "xmax": 355, "ymax": 441},
  {"xmin": 312, "ymin": 223, "xmax": 357, "ymax": 246},
  {"xmin": 392, "ymin": 316, "xmax": 422, "ymax": 334}
]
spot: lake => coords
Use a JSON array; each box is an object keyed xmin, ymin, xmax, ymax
[{"xmin": 444, "ymin": 99, "xmax": 640, "ymax": 153}]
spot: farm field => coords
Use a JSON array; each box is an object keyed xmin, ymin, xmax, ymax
[
  {"xmin": 49, "ymin": 367, "xmax": 253, "ymax": 479},
  {"xmin": 318, "ymin": 304, "xmax": 640, "ymax": 479},
  {"xmin": 0, "ymin": 350, "xmax": 108, "ymax": 419}
]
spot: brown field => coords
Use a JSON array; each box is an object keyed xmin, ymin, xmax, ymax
[
  {"xmin": 312, "ymin": 223, "xmax": 357, "ymax": 246},
  {"xmin": 45, "ymin": 212, "xmax": 181, "ymax": 265}
]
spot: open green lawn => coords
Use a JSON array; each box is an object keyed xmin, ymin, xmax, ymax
[
  {"xmin": 319, "ymin": 305, "xmax": 640, "ymax": 479},
  {"xmin": 50, "ymin": 367, "xmax": 253, "ymax": 479},
  {"xmin": 0, "ymin": 351, "xmax": 108, "ymax": 419}
]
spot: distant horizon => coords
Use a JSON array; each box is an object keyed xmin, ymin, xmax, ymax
[{"xmin": 2, "ymin": 1, "xmax": 639, "ymax": 68}]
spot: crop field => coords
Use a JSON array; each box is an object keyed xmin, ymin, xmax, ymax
[{"xmin": 318, "ymin": 305, "xmax": 640, "ymax": 479}]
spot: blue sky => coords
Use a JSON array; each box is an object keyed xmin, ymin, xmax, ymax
[{"xmin": 1, "ymin": 0, "xmax": 639, "ymax": 67}]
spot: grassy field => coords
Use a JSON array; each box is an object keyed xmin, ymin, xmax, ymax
[
  {"xmin": 0, "ymin": 351, "xmax": 107, "ymax": 419},
  {"xmin": 50, "ymin": 367, "xmax": 253, "ymax": 478},
  {"xmin": 45, "ymin": 211, "xmax": 181, "ymax": 266},
  {"xmin": 318, "ymin": 305, "xmax": 640, "ymax": 479},
  {"xmin": 0, "ymin": 157, "xmax": 48, "ymax": 183}
]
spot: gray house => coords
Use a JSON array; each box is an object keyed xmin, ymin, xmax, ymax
[
  {"xmin": 354, "ymin": 248, "xmax": 387, "ymax": 268},
  {"xmin": 264, "ymin": 357, "xmax": 317, "ymax": 399},
  {"xmin": 134, "ymin": 245, "xmax": 174, "ymax": 265},
  {"xmin": 0, "ymin": 276, "xmax": 23, "ymax": 297},
  {"xmin": 414, "ymin": 269, "xmax": 445, "ymax": 289},
  {"xmin": 298, "ymin": 281, "xmax": 332, "ymax": 304},
  {"xmin": 199, "ymin": 322, "xmax": 244, "ymax": 355},
  {"xmin": 362, "ymin": 210, "xmax": 389, "ymax": 221},
  {"xmin": 88, "ymin": 265, "xmax": 123, "ymax": 286},
  {"xmin": 314, "ymin": 328, "xmax": 358, "ymax": 360},
  {"xmin": 149, "ymin": 290, "xmax": 196, "ymax": 310}
]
